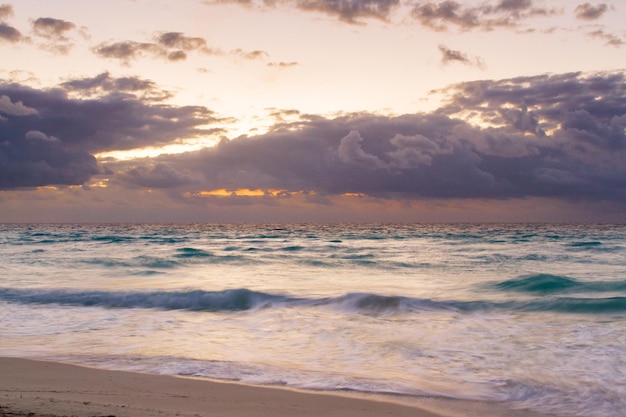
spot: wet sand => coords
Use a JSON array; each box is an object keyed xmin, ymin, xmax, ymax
[{"xmin": 0, "ymin": 357, "xmax": 448, "ymax": 417}]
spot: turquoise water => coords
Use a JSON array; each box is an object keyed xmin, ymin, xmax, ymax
[{"xmin": 1, "ymin": 224, "xmax": 625, "ymax": 417}]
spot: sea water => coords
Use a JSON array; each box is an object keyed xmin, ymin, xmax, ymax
[{"xmin": 0, "ymin": 223, "xmax": 624, "ymax": 417}]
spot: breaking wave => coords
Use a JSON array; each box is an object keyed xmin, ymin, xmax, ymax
[{"xmin": 2, "ymin": 288, "xmax": 625, "ymax": 315}]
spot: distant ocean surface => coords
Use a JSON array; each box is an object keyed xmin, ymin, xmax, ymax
[{"xmin": 1, "ymin": 223, "xmax": 625, "ymax": 417}]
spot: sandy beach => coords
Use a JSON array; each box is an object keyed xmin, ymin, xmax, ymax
[{"xmin": 0, "ymin": 357, "xmax": 451, "ymax": 417}]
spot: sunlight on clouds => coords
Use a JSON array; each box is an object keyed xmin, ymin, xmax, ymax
[
  {"xmin": 95, "ymin": 137, "xmax": 221, "ymax": 161},
  {"xmin": 187, "ymin": 189, "xmax": 289, "ymax": 197},
  {"xmin": 93, "ymin": 113, "xmax": 281, "ymax": 162},
  {"xmin": 228, "ymin": 112, "xmax": 278, "ymax": 137},
  {"xmin": 35, "ymin": 185, "xmax": 89, "ymax": 192},
  {"xmin": 88, "ymin": 179, "xmax": 109, "ymax": 188}
]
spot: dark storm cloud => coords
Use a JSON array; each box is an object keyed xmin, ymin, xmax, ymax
[
  {"xmin": 296, "ymin": 0, "xmax": 401, "ymax": 23},
  {"xmin": 0, "ymin": 130, "xmax": 98, "ymax": 189},
  {"xmin": 438, "ymin": 44, "xmax": 485, "ymax": 67},
  {"xmin": 0, "ymin": 75, "xmax": 226, "ymax": 188},
  {"xmin": 0, "ymin": 81, "xmax": 223, "ymax": 153},
  {"xmin": 411, "ymin": 0, "xmax": 558, "ymax": 31},
  {"xmin": 574, "ymin": 3, "xmax": 609, "ymax": 20},
  {"xmin": 118, "ymin": 71, "xmax": 626, "ymax": 203},
  {"xmin": 437, "ymin": 71, "xmax": 626, "ymax": 132}
]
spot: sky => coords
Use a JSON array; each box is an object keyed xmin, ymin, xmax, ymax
[{"xmin": 0, "ymin": 0, "xmax": 625, "ymax": 223}]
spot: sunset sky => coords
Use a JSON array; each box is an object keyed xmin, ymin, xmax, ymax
[{"xmin": 1, "ymin": 0, "xmax": 625, "ymax": 222}]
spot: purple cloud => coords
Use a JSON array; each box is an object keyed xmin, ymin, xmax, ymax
[
  {"xmin": 575, "ymin": 3, "xmax": 609, "ymax": 20},
  {"xmin": 94, "ymin": 31, "xmax": 268, "ymax": 64},
  {"xmin": 411, "ymin": 0, "xmax": 558, "ymax": 31},
  {"xmin": 296, "ymin": 0, "xmax": 401, "ymax": 23},
  {"xmin": 0, "ymin": 22, "xmax": 21, "ymax": 42},
  {"xmin": 111, "ymin": 71, "xmax": 626, "ymax": 204},
  {"xmin": 0, "ymin": 74, "xmax": 226, "ymax": 188},
  {"xmin": 438, "ymin": 44, "xmax": 486, "ymax": 68}
]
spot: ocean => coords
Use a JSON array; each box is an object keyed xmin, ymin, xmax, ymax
[{"xmin": 0, "ymin": 223, "xmax": 624, "ymax": 417}]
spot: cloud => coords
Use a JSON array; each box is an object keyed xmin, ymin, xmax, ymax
[
  {"xmin": 61, "ymin": 72, "xmax": 155, "ymax": 92},
  {"xmin": 210, "ymin": 0, "xmax": 400, "ymax": 23},
  {"xmin": 411, "ymin": 0, "xmax": 558, "ymax": 31},
  {"xmin": 25, "ymin": 130, "xmax": 60, "ymax": 142},
  {"xmin": 337, "ymin": 130, "xmax": 387, "ymax": 168},
  {"xmin": 4, "ymin": 70, "xmax": 625, "ymax": 206},
  {"xmin": 232, "ymin": 48, "xmax": 269, "ymax": 60},
  {"xmin": 295, "ymin": 0, "xmax": 401, "ymax": 24},
  {"xmin": 0, "ymin": 94, "xmax": 38, "ymax": 115},
  {"xmin": 60, "ymin": 72, "xmax": 170, "ymax": 101},
  {"xmin": 586, "ymin": 29, "xmax": 623, "ymax": 47},
  {"xmin": 0, "ymin": 22, "xmax": 21, "ymax": 42},
  {"xmin": 437, "ymin": 71, "xmax": 625, "ymax": 130},
  {"xmin": 0, "ymin": 79, "xmax": 224, "ymax": 154},
  {"xmin": 0, "ymin": 4, "xmax": 25, "ymax": 43},
  {"xmin": 0, "ymin": 74, "xmax": 228, "ymax": 188},
  {"xmin": 32, "ymin": 17, "xmax": 75, "ymax": 39},
  {"xmin": 574, "ymin": 3, "xmax": 609, "ymax": 20},
  {"xmin": 93, "ymin": 40, "xmax": 168, "ymax": 64},
  {"xmin": 438, "ymin": 44, "xmax": 486, "ymax": 68},
  {"xmin": 267, "ymin": 61, "xmax": 299, "ymax": 68},
  {"xmin": 94, "ymin": 31, "xmax": 269, "ymax": 64},
  {"xmin": 0, "ymin": 4, "xmax": 13, "ymax": 20},
  {"xmin": 118, "ymin": 163, "xmax": 200, "ymax": 188},
  {"xmin": 114, "ymin": 70, "xmax": 626, "ymax": 204},
  {"xmin": 0, "ymin": 129, "xmax": 98, "ymax": 189},
  {"xmin": 156, "ymin": 32, "xmax": 210, "ymax": 51},
  {"xmin": 30, "ymin": 17, "xmax": 81, "ymax": 53}
]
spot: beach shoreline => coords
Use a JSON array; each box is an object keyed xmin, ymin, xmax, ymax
[
  {"xmin": 2, "ymin": 357, "xmax": 454, "ymax": 417},
  {"xmin": 0, "ymin": 356, "xmax": 557, "ymax": 417}
]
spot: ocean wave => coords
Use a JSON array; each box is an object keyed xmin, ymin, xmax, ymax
[
  {"xmin": 493, "ymin": 274, "xmax": 626, "ymax": 294},
  {"xmin": 0, "ymin": 288, "xmax": 292, "ymax": 311},
  {"xmin": 81, "ymin": 256, "xmax": 181, "ymax": 269},
  {"xmin": 90, "ymin": 235, "xmax": 135, "ymax": 244},
  {"xmin": 494, "ymin": 274, "xmax": 580, "ymax": 293},
  {"xmin": 569, "ymin": 241, "xmax": 603, "ymax": 247},
  {"xmin": 2, "ymin": 288, "xmax": 625, "ymax": 315},
  {"xmin": 174, "ymin": 247, "xmax": 214, "ymax": 258},
  {"xmin": 281, "ymin": 245, "xmax": 305, "ymax": 252},
  {"xmin": 519, "ymin": 296, "xmax": 626, "ymax": 314},
  {"xmin": 173, "ymin": 247, "xmax": 253, "ymax": 264}
]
